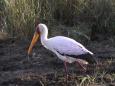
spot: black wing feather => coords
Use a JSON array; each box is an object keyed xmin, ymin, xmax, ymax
[{"xmin": 56, "ymin": 50, "xmax": 97, "ymax": 64}]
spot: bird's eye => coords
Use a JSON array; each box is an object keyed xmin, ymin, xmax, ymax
[{"xmin": 36, "ymin": 27, "xmax": 40, "ymax": 33}]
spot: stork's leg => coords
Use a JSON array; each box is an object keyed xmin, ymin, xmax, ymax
[
  {"xmin": 76, "ymin": 61, "xmax": 86, "ymax": 71},
  {"xmin": 75, "ymin": 59, "xmax": 88, "ymax": 72},
  {"xmin": 64, "ymin": 61, "xmax": 68, "ymax": 83}
]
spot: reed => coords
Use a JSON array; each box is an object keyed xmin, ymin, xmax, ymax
[{"xmin": 1, "ymin": 0, "xmax": 115, "ymax": 38}]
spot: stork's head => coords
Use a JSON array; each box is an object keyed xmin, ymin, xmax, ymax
[
  {"xmin": 36, "ymin": 24, "xmax": 48, "ymax": 34},
  {"xmin": 27, "ymin": 23, "xmax": 48, "ymax": 55}
]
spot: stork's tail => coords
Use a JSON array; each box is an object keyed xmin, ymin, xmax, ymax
[
  {"xmin": 77, "ymin": 53, "xmax": 98, "ymax": 64},
  {"xmin": 87, "ymin": 50, "xmax": 94, "ymax": 55},
  {"xmin": 86, "ymin": 50, "xmax": 98, "ymax": 64}
]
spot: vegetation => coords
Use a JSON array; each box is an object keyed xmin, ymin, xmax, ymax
[{"xmin": 0, "ymin": 0, "xmax": 115, "ymax": 39}]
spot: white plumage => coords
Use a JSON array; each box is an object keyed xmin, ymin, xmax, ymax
[
  {"xmin": 43, "ymin": 36, "xmax": 93, "ymax": 63},
  {"xmin": 38, "ymin": 24, "xmax": 93, "ymax": 64}
]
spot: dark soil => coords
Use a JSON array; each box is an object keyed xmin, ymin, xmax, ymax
[{"xmin": 0, "ymin": 39, "xmax": 115, "ymax": 86}]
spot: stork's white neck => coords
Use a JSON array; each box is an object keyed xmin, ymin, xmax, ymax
[{"xmin": 40, "ymin": 25, "xmax": 48, "ymax": 45}]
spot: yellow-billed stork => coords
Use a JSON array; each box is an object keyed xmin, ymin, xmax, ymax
[{"xmin": 28, "ymin": 23, "xmax": 97, "ymax": 80}]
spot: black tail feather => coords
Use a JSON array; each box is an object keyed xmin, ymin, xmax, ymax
[{"xmin": 76, "ymin": 53, "xmax": 98, "ymax": 64}]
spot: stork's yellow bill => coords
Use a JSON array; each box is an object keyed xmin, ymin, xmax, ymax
[{"xmin": 28, "ymin": 32, "xmax": 39, "ymax": 55}]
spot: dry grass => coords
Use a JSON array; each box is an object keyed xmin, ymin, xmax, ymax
[{"xmin": 0, "ymin": 0, "xmax": 114, "ymax": 39}]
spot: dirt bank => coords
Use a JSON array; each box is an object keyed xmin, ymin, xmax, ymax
[{"xmin": 0, "ymin": 39, "xmax": 115, "ymax": 86}]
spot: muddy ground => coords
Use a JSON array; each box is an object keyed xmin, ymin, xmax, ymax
[{"xmin": 0, "ymin": 39, "xmax": 115, "ymax": 86}]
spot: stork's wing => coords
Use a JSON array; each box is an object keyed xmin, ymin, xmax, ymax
[{"xmin": 48, "ymin": 36, "xmax": 93, "ymax": 56}]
